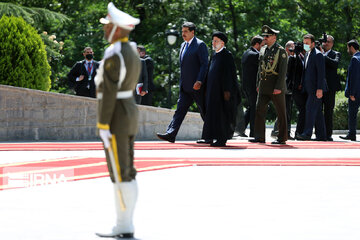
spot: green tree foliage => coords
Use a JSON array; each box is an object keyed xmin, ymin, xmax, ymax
[
  {"xmin": 0, "ymin": 15, "xmax": 51, "ymax": 91},
  {"xmin": 0, "ymin": 1, "xmax": 69, "ymax": 30},
  {"xmin": 1, "ymin": 1, "xmax": 360, "ymax": 117}
]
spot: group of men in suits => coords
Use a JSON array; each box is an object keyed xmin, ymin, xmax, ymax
[
  {"xmin": 156, "ymin": 22, "xmax": 239, "ymax": 146},
  {"xmin": 241, "ymin": 27, "xmax": 354, "ymax": 143},
  {"xmin": 155, "ymin": 22, "xmax": 360, "ymax": 145}
]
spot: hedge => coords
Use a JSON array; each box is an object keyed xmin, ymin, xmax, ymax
[
  {"xmin": 333, "ymin": 91, "xmax": 360, "ymax": 130},
  {"xmin": 0, "ymin": 15, "xmax": 51, "ymax": 91}
]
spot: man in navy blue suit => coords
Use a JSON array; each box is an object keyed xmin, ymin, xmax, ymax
[
  {"xmin": 240, "ymin": 35, "xmax": 264, "ymax": 138},
  {"xmin": 340, "ymin": 40, "xmax": 360, "ymax": 141},
  {"xmin": 297, "ymin": 34, "xmax": 327, "ymax": 141},
  {"xmin": 321, "ymin": 35, "xmax": 341, "ymax": 141},
  {"xmin": 156, "ymin": 22, "xmax": 209, "ymax": 143}
]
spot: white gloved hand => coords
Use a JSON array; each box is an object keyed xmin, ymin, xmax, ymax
[{"xmin": 99, "ymin": 129, "xmax": 112, "ymax": 149}]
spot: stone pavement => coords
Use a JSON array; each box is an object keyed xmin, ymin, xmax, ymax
[{"xmin": 1, "ymin": 128, "xmax": 360, "ymax": 240}]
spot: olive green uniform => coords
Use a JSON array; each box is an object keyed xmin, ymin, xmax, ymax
[
  {"xmin": 254, "ymin": 42, "xmax": 288, "ymax": 141},
  {"xmin": 96, "ymin": 39, "xmax": 141, "ymax": 182}
]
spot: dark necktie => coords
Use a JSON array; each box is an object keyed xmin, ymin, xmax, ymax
[{"xmin": 181, "ymin": 42, "xmax": 189, "ymax": 60}]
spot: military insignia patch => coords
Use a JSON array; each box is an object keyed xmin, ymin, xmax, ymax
[
  {"xmin": 105, "ymin": 60, "xmax": 113, "ymax": 70},
  {"xmin": 282, "ymin": 53, "xmax": 286, "ymax": 58}
]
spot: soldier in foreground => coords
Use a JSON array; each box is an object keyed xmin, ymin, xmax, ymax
[{"xmin": 95, "ymin": 2, "xmax": 141, "ymax": 239}]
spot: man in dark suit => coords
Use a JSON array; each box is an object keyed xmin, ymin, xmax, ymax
[
  {"xmin": 68, "ymin": 47, "xmax": 100, "ymax": 98},
  {"xmin": 137, "ymin": 45, "xmax": 154, "ymax": 106},
  {"xmin": 321, "ymin": 35, "xmax": 341, "ymax": 141},
  {"xmin": 289, "ymin": 45, "xmax": 305, "ymax": 138},
  {"xmin": 249, "ymin": 25, "xmax": 288, "ymax": 144},
  {"xmin": 240, "ymin": 35, "xmax": 264, "ymax": 138},
  {"xmin": 297, "ymin": 34, "xmax": 327, "ymax": 141},
  {"xmin": 340, "ymin": 40, "xmax": 360, "ymax": 141},
  {"xmin": 134, "ymin": 58, "xmax": 148, "ymax": 104},
  {"xmin": 156, "ymin": 22, "xmax": 208, "ymax": 143}
]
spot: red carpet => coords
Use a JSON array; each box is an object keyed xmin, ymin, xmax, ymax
[
  {"xmin": 0, "ymin": 141, "xmax": 359, "ymax": 151},
  {"xmin": 1, "ymin": 155, "xmax": 360, "ymax": 190}
]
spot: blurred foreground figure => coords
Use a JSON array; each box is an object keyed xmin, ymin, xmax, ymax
[{"xmin": 95, "ymin": 2, "xmax": 141, "ymax": 239}]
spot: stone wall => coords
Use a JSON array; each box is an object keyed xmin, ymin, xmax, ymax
[{"xmin": 0, "ymin": 85, "xmax": 202, "ymax": 141}]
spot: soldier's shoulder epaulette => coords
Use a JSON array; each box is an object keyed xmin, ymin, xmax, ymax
[
  {"xmin": 104, "ymin": 42, "xmax": 122, "ymax": 60},
  {"xmin": 277, "ymin": 46, "xmax": 287, "ymax": 59}
]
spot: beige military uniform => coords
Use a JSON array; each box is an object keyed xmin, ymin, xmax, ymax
[
  {"xmin": 257, "ymin": 43, "xmax": 288, "ymax": 94},
  {"xmin": 254, "ymin": 42, "xmax": 288, "ymax": 141},
  {"xmin": 96, "ymin": 38, "xmax": 141, "ymax": 182}
]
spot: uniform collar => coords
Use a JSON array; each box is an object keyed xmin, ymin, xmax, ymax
[
  {"xmin": 113, "ymin": 37, "xmax": 129, "ymax": 44},
  {"xmin": 267, "ymin": 42, "xmax": 276, "ymax": 50}
]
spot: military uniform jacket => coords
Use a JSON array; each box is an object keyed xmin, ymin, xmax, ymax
[
  {"xmin": 95, "ymin": 40, "xmax": 141, "ymax": 135},
  {"xmin": 257, "ymin": 43, "xmax": 288, "ymax": 95}
]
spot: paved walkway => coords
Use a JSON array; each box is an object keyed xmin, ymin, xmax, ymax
[{"xmin": 1, "ymin": 129, "xmax": 360, "ymax": 240}]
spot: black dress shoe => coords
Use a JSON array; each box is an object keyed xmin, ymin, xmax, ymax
[
  {"xmin": 210, "ymin": 140, "xmax": 226, "ymax": 147},
  {"xmin": 233, "ymin": 132, "xmax": 248, "ymax": 137},
  {"xmin": 339, "ymin": 135, "xmax": 356, "ymax": 141},
  {"xmin": 326, "ymin": 137, "xmax": 333, "ymax": 141},
  {"xmin": 313, "ymin": 138, "xmax": 327, "ymax": 141},
  {"xmin": 95, "ymin": 232, "xmax": 133, "ymax": 238},
  {"xmin": 196, "ymin": 139, "xmax": 213, "ymax": 144},
  {"xmin": 271, "ymin": 140, "xmax": 286, "ymax": 144},
  {"xmin": 248, "ymin": 138, "xmax": 265, "ymax": 143},
  {"xmin": 296, "ymin": 134, "xmax": 311, "ymax": 141},
  {"xmin": 156, "ymin": 133, "xmax": 175, "ymax": 143}
]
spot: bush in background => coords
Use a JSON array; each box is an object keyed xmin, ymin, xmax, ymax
[
  {"xmin": 0, "ymin": 15, "xmax": 51, "ymax": 91},
  {"xmin": 333, "ymin": 91, "xmax": 360, "ymax": 130}
]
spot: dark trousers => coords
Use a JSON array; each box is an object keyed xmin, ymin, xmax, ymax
[
  {"xmin": 105, "ymin": 135, "xmax": 136, "ymax": 182},
  {"xmin": 254, "ymin": 92, "xmax": 287, "ymax": 141},
  {"xmin": 243, "ymin": 90, "xmax": 257, "ymax": 137},
  {"xmin": 141, "ymin": 91, "xmax": 153, "ymax": 106},
  {"xmin": 348, "ymin": 98, "xmax": 360, "ymax": 136},
  {"xmin": 273, "ymin": 94, "xmax": 293, "ymax": 135},
  {"xmin": 235, "ymin": 102, "xmax": 246, "ymax": 134},
  {"xmin": 166, "ymin": 88, "xmax": 204, "ymax": 138},
  {"xmin": 292, "ymin": 90, "xmax": 307, "ymax": 135},
  {"xmin": 134, "ymin": 94, "xmax": 142, "ymax": 104},
  {"xmin": 302, "ymin": 93, "xmax": 326, "ymax": 139},
  {"xmin": 322, "ymin": 90, "xmax": 336, "ymax": 138}
]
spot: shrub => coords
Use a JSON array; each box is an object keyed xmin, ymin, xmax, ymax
[
  {"xmin": 333, "ymin": 91, "xmax": 360, "ymax": 130},
  {"xmin": 0, "ymin": 15, "xmax": 51, "ymax": 91}
]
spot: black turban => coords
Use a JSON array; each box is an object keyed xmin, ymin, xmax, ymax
[{"xmin": 212, "ymin": 31, "xmax": 228, "ymax": 44}]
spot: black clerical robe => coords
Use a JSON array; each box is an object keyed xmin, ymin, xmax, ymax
[{"xmin": 202, "ymin": 48, "xmax": 240, "ymax": 141}]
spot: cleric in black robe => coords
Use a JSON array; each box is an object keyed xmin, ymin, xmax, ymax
[{"xmin": 201, "ymin": 32, "xmax": 240, "ymax": 147}]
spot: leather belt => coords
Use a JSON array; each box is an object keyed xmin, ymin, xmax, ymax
[{"xmin": 97, "ymin": 90, "xmax": 133, "ymax": 99}]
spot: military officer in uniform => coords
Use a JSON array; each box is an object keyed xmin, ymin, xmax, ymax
[
  {"xmin": 95, "ymin": 2, "xmax": 141, "ymax": 239},
  {"xmin": 249, "ymin": 25, "xmax": 288, "ymax": 144}
]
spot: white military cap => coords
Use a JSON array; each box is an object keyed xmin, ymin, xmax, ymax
[{"xmin": 100, "ymin": 2, "xmax": 140, "ymax": 30}]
